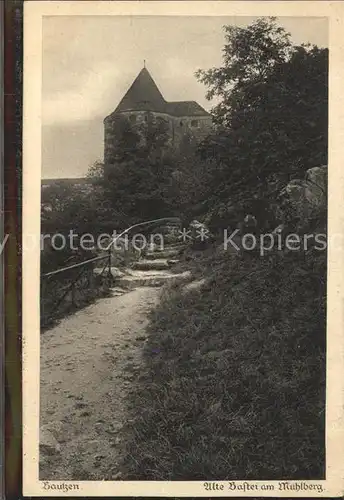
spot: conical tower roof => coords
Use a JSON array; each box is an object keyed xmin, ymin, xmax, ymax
[{"xmin": 114, "ymin": 67, "xmax": 167, "ymax": 114}]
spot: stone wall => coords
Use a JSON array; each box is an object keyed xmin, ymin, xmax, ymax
[
  {"xmin": 104, "ymin": 111, "xmax": 212, "ymax": 162},
  {"xmin": 171, "ymin": 115, "xmax": 212, "ymax": 148}
]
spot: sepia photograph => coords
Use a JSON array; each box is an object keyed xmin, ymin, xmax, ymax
[{"xmin": 22, "ymin": 1, "xmax": 344, "ymax": 497}]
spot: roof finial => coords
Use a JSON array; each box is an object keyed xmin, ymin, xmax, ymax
[{"xmin": 144, "ymin": 59, "xmax": 146, "ymax": 68}]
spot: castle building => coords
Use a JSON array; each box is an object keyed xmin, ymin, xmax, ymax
[{"xmin": 104, "ymin": 66, "xmax": 212, "ymax": 163}]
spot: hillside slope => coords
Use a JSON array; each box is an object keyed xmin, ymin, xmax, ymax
[{"xmin": 121, "ymin": 244, "xmax": 326, "ymax": 480}]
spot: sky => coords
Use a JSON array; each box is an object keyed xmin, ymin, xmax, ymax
[{"xmin": 42, "ymin": 16, "xmax": 328, "ymax": 179}]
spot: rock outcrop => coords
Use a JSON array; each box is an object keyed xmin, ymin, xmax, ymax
[
  {"xmin": 40, "ymin": 424, "xmax": 62, "ymax": 456},
  {"xmin": 277, "ymin": 165, "xmax": 327, "ymax": 224}
]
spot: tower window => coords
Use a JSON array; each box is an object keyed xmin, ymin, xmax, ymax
[
  {"xmin": 180, "ymin": 120, "xmax": 183, "ymax": 127},
  {"xmin": 129, "ymin": 115, "xmax": 136, "ymax": 123},
  {"xmin": 191, "ymin": 119, "xmax": 199, "ymax": 127}
]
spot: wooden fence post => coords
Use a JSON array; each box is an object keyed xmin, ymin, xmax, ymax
[
  {"xmin": 71, "ymin": 281, "xmax": 75, "ymax": 306},
  {"xmin": 107, "ymin": 247, "xmax": 112, "ymax": 285}
]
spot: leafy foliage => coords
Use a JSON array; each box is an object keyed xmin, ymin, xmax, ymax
[
  {"xmin": 41, "ymin": 181, "xmax": 115, "ymax": 234},
  {"xmin": 100, "ymin": 115, "xmax": 179, "ymax": 225},
  {"xmin": 196, "ymin": 17, "xmax": 292, "ymax": 126},
  {"xmin": 195, "ymin": 18, "xmax": 328, "ymax": 228}
]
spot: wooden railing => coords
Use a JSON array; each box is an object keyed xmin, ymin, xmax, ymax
[{"xmin": 41, "ymin": 217, "xmax": 181, "ymax": 327}]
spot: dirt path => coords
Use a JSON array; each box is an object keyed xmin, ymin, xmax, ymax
[{"xmin": 40, "ymin": 287, "xmax": 160, "ymax": 480}]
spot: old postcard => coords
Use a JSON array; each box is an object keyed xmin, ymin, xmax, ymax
[{"xmin": 22, "ymin": 1, "xmax": 344, "ymax": 496}]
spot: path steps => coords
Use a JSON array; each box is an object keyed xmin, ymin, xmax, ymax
[
  {"xmin": 111, "ymin": 243, "xmax": 189, "ymax": 291},
  {"xmin": 111, "ymin": 287, "xmax": 129, "ymax": 297},
  {"xmin": 131, "ymin": 259, "xmax": 171, "ymax": 271},
  {"xmin": 114, "ymin": 270, "xmax": 191, "ymax": 290},
  {"xmin": 145, "ymin": 249, "xmax": 181, "ymax": 260}
]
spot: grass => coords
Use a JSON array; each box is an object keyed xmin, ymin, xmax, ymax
[{"xmin": 120, "ymin": 240, "xmax": 326, "ymax": 480}]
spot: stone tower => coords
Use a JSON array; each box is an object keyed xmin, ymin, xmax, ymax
[{"xmin": 104, "ymin": 66, "xmax": 212, "ymax": 163}]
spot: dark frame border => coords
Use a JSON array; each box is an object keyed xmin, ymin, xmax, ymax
[{"xmin": 4, "ymin": 0, "xmax": 23, "ymax": 498}]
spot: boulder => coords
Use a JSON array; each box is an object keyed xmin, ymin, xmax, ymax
[
  {"xmin": 305, "ymin": 165, "xmax": 327, "ymax": 192},
  {"xmin": 182, "ymin": 278, "xmax": 206, "ymax": 294},
  {"xmin": 278, "ymin": 165, "xmax": 327, "ymax": 222},
  {"xmin": 40, "ymin": 427, "xmax": 61, "ymax": 456}
]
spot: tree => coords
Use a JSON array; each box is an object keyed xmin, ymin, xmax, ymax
[
  {"xmin": 41, "ymin": 179, "xmax": 117, "ymax": 235},
  {"xmin": 101, "ymin": 115, "xmax": 178, "ymax": 226},
  {"xmin": 196, "ymin": 17, "xmax": 292, "ymax": 127},
  {"xmin": 195, "ymin": 18, "xmax": 328, "ymax": 228},
  {"xmin": 86, "ymin": 160, "xmax": 106, "ymax": 185}
]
